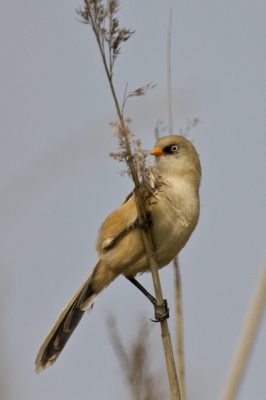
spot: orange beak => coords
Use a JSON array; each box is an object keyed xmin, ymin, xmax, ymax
[{"xmin": 150, "ymin": 147, "xmax": 164, "ymax": 156}]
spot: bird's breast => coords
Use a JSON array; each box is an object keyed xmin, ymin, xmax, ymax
[
  {"xmin": 149, "ymin": 178, "xmax": 200, "ymax": 268},
  {"xmin": 98, "ymin": 176, "xmax": 200, "ymax": 277}
]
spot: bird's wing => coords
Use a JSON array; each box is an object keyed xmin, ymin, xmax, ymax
[
  {"xmin": 120, "ymin": 190, "xmax": 134, "ymax": 205},
  {"xmin": 96, "ymin": 194, "xmax": 138, "ymax": 252}
]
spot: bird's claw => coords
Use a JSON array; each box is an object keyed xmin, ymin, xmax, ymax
[
  {"xmin": 150, "ymin": 299, "xmax": 169, "ymax": 322},
  {"xmin": 134, "ymin": 212, "xmax": 153, "ymax": 230}
]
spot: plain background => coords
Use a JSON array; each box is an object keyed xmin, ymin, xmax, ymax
[{"xmin": 1, "ymin": 1, "xmax": 266, "ymax": 399}]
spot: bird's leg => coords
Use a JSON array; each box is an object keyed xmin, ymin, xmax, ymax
[
  {"xmin": 127, "ymin": 212, "xmax": 168, "ymax": 321},
  {"xmin": 126, "ymin": 276, "xmax": 156, "ymax": 305},
  {"xmin": 125, "ymin": 276, "xmax": 169, "ymax": 322},
  {"xmin": 133, "ymin": 211, "xmax": 153, "ymax": 230}
]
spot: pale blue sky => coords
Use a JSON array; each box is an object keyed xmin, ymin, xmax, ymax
[{"xmin": 1, "ymin": 1, "xmax": 266, "ymax": 399}]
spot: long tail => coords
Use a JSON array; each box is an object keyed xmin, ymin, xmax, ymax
[{"xmin": 36, "ymin": 260, "xmax": 104, "ymax": 372}]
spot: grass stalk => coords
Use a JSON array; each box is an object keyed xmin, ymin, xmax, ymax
[
  {"xmin": 167, "ymin": 9, "xmax": 186, "ymax": 399},
  {"xmin": 174, "ymin": 256, "xmax": 186, "ymax": 400},
  {"xmin": 77, "ymin": 2, "xmax": 181, "ymax": 398},
  {"xmin": 220, "ymin": 260, "xmax": 266, "ymax": 400},
  {"xmin": 167, "ymin": 7, "xmax": 173, "ymax": 136}
]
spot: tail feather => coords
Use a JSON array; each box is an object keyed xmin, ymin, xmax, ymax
[{"xmin": 35, "ymin": 260, "xmax": 101, "ymax": 373}]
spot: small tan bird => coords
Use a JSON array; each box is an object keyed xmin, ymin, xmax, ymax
[{"xmin": 35, "ymin": 135, "xmax": 201, "ymax": 372}]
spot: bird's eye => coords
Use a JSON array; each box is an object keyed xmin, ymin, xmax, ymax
[{"xmin": 171, "ymin": 145, "xmax": 179, "ymax": 152}]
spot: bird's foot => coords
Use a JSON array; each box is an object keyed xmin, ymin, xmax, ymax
[
  {"xmin": 151, "ymin": 299, "xmax": 169, "ymax": 322},
  {"xmin": 134, "ymin": 212, "xmax": 153, "ymax": 230},
  {"xmin": 125, "ymin": 276, "xmax": 169, "ymax": 322}
]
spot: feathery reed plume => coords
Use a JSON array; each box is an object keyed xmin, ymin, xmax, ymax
[
  {"xmin": 154, "ymin": 120, "xmax": 166, "ymax": 141},
  {"xmin": 179, "ymin": 118, "xmax": 199, "ymax": 137},
  {"xmin": 107, "ymin": 315, "xmax": 165, "ymax": 400},
  {"xmin": 77, "ymin": 0, "xmax": 134, "ymax": 76},
  {"xmin": 77, "ymin": 2, "xmax": 180, "ymax": 398},
  {"xmin": 122, "ymin": 83, "xmax": 156, "ymax": 117},
  {"xmin": 109, "ymin": 120, "xmax": 164, "ymax": 202}
]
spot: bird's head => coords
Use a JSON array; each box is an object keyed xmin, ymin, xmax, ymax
[{"xmin": 150, "ymin": 135, "xmax": 201, "ymax": 185}]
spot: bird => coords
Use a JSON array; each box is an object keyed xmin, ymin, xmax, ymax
[{"xmin": 35, "ymin": 135, "xmax": 201, "ymax": 372}]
